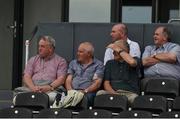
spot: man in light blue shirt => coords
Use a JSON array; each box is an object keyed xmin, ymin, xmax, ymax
[
  {"xmin": 142, "ymin": 26, "xmax": 180, "ymax": 79},
  {"xmin": 65, "ymin": 42, "xmax": 104, "ymax": 106},
  {"xmin": 104, "ymin": 23, "xmax": 141, "ymax": 65}
]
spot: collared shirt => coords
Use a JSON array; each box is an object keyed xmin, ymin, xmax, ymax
[
  {"xmin": 104, "ymin": 38, "xmax": 141, "ymax": 65},
  {"xmin": 142, "ymin": 42, "xmax": 180, "ymax": 79},
  {"xmin": 104, "ymin": 58, "xmax": 140, "ymax": 93},
  {"xmin": 24, "ymin": 53, "xmax": 67, "ymax": 85},
  {"xmin": 67, "ymin": 58, "xmax": 104, "ymax": 90}
]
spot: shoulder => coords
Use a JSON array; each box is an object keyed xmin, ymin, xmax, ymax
[
  {"xmin": 54, "ymin": 54, "xmax": 67, "ymax": 63},
  {"xmin": 94, "ymin": 58, "xmax": 103, "ymax": 65},
  {"xmin": 166, "ymin": 42, "xmax": 180, "ymax": 48},
  {"xmin": 127, "ymin": 38, "xmax": 139, "ymax": 46},
  {"xmin": 69, "ymin": 59, "xmax": 78, "ymax": 65},
  {"xmin": 144, "ymin": 45, "xmax": 155, "ymax": 50},
  {"xmin": 28, "ymin": 55, "xmax": 40, "ymax": 62}
]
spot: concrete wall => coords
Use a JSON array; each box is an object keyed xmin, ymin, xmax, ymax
[
  {"xmin": 30, "ymin": 23, "xmax": 180, "ymax": 62},
  {"xmin": 0, "ymin": 0, "xmax": 14, "ymax": 89}
]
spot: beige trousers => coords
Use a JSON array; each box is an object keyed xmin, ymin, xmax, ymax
[{"xmin": 96, "ymin": 89, "xmax": 138, "ymax": 104}]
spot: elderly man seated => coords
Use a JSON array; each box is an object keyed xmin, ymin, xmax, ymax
[
  {"xmin": 65, "ymin": 42, "xmax": 104, "ymax": 106},
  {"xmin": 97, "ymin": 40, "xmax": 140, "ymax": 103},
  {"xmin": 14, "ymin": 36, "xmax": 67, "ymax": 104}
]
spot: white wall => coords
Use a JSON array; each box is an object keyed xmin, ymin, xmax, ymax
[
  {"xmin": 69, "ymin": 0, "xmax": 111, "ymax": 22},
  {"xmin": 122, "ymin": 6, "xmax": 152, "ymax": 23}
]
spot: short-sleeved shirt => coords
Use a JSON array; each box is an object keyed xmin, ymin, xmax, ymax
[
  {"xmin": 142, "ymin": 42, "xmax": 180, "ymax": 79},
  {"xmin": 67, "ymin": 58, "xmax": 104, "ymax": 90},
  {"xmin": 24, "ymin": 53, "xmax": 67, "ymax": 85},
  {"xmin": 104, "ymin": 38, "xmax": 141, "ymax": 65},
  {"xmin": 104, "ymin": 58, "xmax": 140, "ymax": 93}
]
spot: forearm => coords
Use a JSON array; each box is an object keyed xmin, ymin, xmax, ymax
[
  {"xmin": 85, "ymin": 79, "xmax": 101, "ymax": 93},
  {"xmin": 155, "ymin": 53, "xmax": 177, "ymax": 63},
  {"xmin": 50, "ymin": 75, "xmax": 66, "ymax": 89},
  {"xmin": 104, "ymin": 81, "xmax": 116, "ymax": 94},
  {"xmin": 23, "ymin": 74, "xmax": 35, "ymax": 89},
  {"xmin": 120, "ymin": 51, "xmax": 137, "ymax": 67},
  {"xmin": 142, "ymin": 57, "xmax": 159, "ymax": 67},
  {"xmin": 65, "ymin": 75, "xmax": 73, "ymax": 90}
]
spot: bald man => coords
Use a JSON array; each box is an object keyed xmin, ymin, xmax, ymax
[
  {"xmin": 65, "ymin": 42, "xmax": 104, "ymax": 106},
  {"xmin": 104, "ymin": 23, "xmax": 141, "ymax": 65}
]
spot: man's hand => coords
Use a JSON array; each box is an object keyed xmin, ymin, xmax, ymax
[
  {"xmin": 107, "ymin": 43, "xmax": 122, "ymax": 53},
  {"xmin": 29, "ymin": 86, "xmax": 40, "ymax": 92},
  {"xmin": 38, "ymin": 85, "xmax": 51, "ymax": 93}
]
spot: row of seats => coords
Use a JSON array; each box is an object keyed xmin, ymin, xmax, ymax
[
  {"xmin": 0, "ymin": 77, "xmax": 179, "ymax": 110},
  {"xmin": 12, "ymin": 91, "xmax": 180, "ymax": 113},
  {"xmin": 0, "ymin": 77, "xmax": 180, "ymax": 118},
  {"xmin": 1, "ymin": 92, "xmax": 180, "ymax": 117},
  {"xmin": 1, "ymin": 107, "xmax": 180, "ymax": 118}
]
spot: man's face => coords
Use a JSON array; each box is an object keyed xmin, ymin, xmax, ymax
[
  {"xmin": 38, "ymin": 39, "xmax": 52, "ymax": 58},
  {"xmin": 77, "ymin": 44, "xmax": 90, "ymax": 63},
  {"xmin": 110, "ymin": 26, "xmax": 123, "ymax": 42},
  {"xmin": 153, "ymin": 27, "xmax": 166, "ymax": 47}
]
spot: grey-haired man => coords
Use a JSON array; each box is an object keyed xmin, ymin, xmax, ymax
[{"xmin": 14, "ymin": 36, "xmax": 67, "ymax": 104}]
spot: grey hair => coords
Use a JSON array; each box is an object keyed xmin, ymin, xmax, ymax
[
  {"xmin": 80, "ymin": 42, "xmax": 94, "ymax": 56},
  {"xmin": 162, "ymin": 27, "xmax": 171, "ymax": 42},
  {"xmin": 39, "ymin": 35, "xmax": 56, "ymax": 48}
]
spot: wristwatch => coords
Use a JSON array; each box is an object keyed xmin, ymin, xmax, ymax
[{"xmin": 49, "ymin": 84, "xmax": 54, "ymax": 91}]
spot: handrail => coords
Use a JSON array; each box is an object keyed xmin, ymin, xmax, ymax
[{"xmin": 168, "ymin": 18, "xmax": 180, "ymax": 23}]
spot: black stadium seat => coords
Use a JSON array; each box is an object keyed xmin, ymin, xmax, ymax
[
  {"xmin": 37, "ymin": 108, "xmax": 72, "ymax": 118},
  {"xmin": 93, "ymin": 94, "xmax": 128, "ymax": 113},
  {"xmin": 0, "ymin": 107, "xmax": 32, "ymax": 118},
  {"xmin": 117, "ymin": 110, "xmax": 152, "ymax": 118},
  {"xmin": 14, "ymin": 92, "xmax": 49, "ymax": 111},
  {"xmin": 172, "ymin": 97, "xmax": 180, "ymax": 111},
  {"xmin": 132, "ymin": 95, "xmax": 167, "ymax": 114},
  {"xmin": 144, "ymin": 77, "xmax": 179, "ymax": 98},
  {"xmin": 77, "ymin": 109, "xmax": 112, "ymax": 118},
  {"xmin": 159, "ymin": 111, "xmax": 180, "ymax": 118}
]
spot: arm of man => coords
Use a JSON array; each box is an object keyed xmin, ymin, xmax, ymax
[
  {"xmin": 39, "ymin": 75, "xmax": 66, "ymax": 93},
  {"xmin": 23, "ymin": 74, "xmax": 39, "ymax": 92},
  {"xmin": 65, "ymin": 74, "xmax": 73, "ymax": 90},
  {"xmin": 107, "ymin": 43, "xmax": 137, "ymax": 67},
  {"xmin": 154, "ymin": 52, "xmax": 177, "ymax": 63},
  {"xmin": 83, "ymin": 61, "xmax": 104, "ymax": 93},
  {"xmin": 50, "ymin": 75, "xmax": 66, "ymax": 89},
  {"xmin": 119, "ymin": 51, "xmax": 137, "ymax": 67},
  {"xmin": 104, "ymin": 80, "xmax": 117, "ymax": 94},
  {"xmin": 142, "ymin": 45, "xmax": 160, "ymax": 67},
  {"xmin": 142, "ymin": 56, "xmax": 160, "ymax": 67},
  {"xmin": 83, "ymin": 78, "xmax": 102, "ymax": 93},
  {"xmin": 142, "ymin": 52, "xmax": 177, "ymax": 67}
]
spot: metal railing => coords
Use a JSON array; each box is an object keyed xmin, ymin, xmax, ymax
[{"xmin": 168, "ymin": 18, "xmax": 180, "ymax": 24}]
